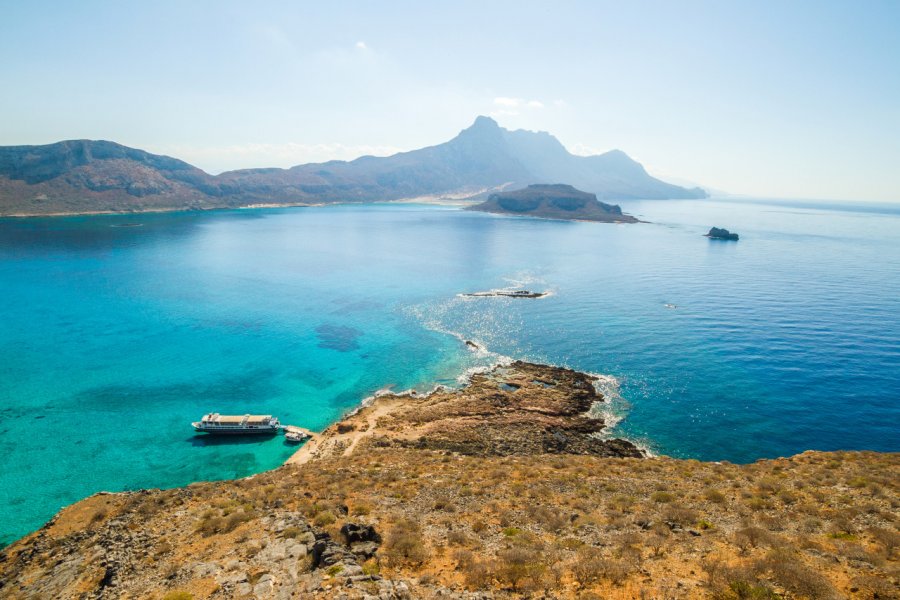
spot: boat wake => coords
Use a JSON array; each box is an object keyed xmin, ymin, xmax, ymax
[{"xmin": 456, "ymin": 274, "xmax": 555, "ymax": 301}]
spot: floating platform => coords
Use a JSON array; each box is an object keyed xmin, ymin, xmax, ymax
[{"xmin": 283, "ymin": 425, "xmax": 314, "ymax": 443}]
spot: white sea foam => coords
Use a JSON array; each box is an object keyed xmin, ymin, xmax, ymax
[
  {"xmin": 587, "ymin": 372, "xmax": 627, "ymax": 430},
  {"xmin": 586, "ymin": 372, "xmax": 656, "ymax": 456},
  {"xmin": 455, "ymin": 288, "xmax": 554, "ymax": 299},
  {"xmin": 455, "ymin": 272, "xmax": 553, "ymax": 300},
  {"xmin": 455, "ymin": 355, "xmax": 515, "ymax": 385},
  {"xmin": 401, "ymin": 283, "xmax": 648, "ymax": 453}
]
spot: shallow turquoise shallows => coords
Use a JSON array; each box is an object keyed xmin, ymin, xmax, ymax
[{"xmin": 1, "ymin": 199, "xmax": 899, "ymax": 545}]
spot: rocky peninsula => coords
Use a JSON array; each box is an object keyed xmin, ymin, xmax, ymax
[
  {"xmin": 0, "ymin": 362, "xmax": 896, "ymax": 600},
  {"xmin": 467, "ymin": 184, "xmax": 639, "ymax": 223}
]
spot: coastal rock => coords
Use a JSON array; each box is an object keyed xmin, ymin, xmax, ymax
[
  {"xmin": 461, "ymin": 289, "xmax": 547, "ymax": 298},
  {"xmin": 705, "ymin": 226, "xmax": 739, "ymax": 240},
  {"xmin": 368, "ymin": 361, "xmax": 644, "ymax": 458}
]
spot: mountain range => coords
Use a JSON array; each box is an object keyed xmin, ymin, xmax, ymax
[{"xmin": 0, "ymin": 116, "xmax": 706, "ymax": 216}]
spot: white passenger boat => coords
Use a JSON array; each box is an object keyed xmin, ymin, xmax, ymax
[{"xmin": 192, "ymin": 413, "xmax": 280, "ymax": 435}]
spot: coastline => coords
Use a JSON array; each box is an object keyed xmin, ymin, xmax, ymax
[
  {"xmin": 0, "ymin": 199, "xmax": 469, "ymax": 219},
  {"xmin": 283, "ymin": 360, "xmax": 643, "ymax": 468},
  {"xmin": 1, "ymin": 356, "xmax": 895, "ymax": 597},
  {"xmin": 0, "ymin": 201, "xmax": 325, "ymax": 219},
  {"xmin": 466, "ymin": 206, "xmax": 646, "ymax": 224},
  {"xmin": 285, "ymin": 361, "xmax": 647, "ymax": 465}
]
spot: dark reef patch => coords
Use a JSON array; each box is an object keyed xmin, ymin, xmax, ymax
[{"xmin": 315, "ymin": 323, "xmax": 363, "ymax": 352}]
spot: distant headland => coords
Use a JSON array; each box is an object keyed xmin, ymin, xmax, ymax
[
  {"xmin": 0, "ymin": 116, "xmax": 706, "ymax": 217},
  {"xmin": 467, "ymin": 183, "xmax": 639, "ymax": 223}
]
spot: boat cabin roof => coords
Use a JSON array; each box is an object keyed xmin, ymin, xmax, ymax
[{"xmin": 202, "ymin": 413, "xmax": 273, "ymax": 424}]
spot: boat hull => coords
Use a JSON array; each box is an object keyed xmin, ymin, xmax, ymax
[{"xmin": 192, "ymin": 426, "xmax": 279, "ymax": 435}]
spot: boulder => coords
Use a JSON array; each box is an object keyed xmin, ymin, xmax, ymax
[{"xmin": 340, "ymin": 523, "xmax": 382, "ymax": 545}]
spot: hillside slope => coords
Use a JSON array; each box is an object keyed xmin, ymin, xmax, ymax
[
  {"xmin": 0, "ymin": 362, "xmax": 896, "ymax": 600},
  {"xmin": 0, "ymin": 118, "xmax": 706, "ymax": 216}
]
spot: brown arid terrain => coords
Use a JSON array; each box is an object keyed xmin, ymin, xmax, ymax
[{"xmin": 0, "ymin": 362, "xmax": 897, "ymax": 600}]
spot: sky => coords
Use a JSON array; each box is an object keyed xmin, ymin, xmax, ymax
[{"xmin": 1, "ymin": 1, "xmax": 899, "ymax": 201}]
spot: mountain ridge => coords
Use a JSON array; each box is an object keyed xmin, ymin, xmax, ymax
[{"xmin": 0, "ymin": 117, "xmax": 706, "ymax": 216}]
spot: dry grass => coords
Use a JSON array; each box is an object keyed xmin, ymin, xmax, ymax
[{"xmin": 2, "ymin": 440, "xmax": 897, "ymax": 599}]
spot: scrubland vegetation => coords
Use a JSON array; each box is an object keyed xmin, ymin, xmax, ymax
[{"xmin": 1, "ymin": 364, "xmax": 896, "ymax": 599}]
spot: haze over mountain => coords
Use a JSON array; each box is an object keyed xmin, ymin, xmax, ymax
[{"xmin": 0, "ymin": 117, "xmax": 705, "ymax": 216}]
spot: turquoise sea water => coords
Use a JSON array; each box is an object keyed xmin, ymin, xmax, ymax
[{"xmin": 1, "ymin": 199, "xmax": 899, "ymax": 545}]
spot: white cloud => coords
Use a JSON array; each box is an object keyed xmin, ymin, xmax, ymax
[
  {"xmin": 493, "ymin": 97, "xmax": 522, "ymax": 107},
  {"xmin": 490, "ymin": 96, "xmax": 545, "ymax": 117},
  {"xmin": 491, "ymin": 97, "xmax": 547, "ymax": 113},
  {"xmin": 355, "ymin": 41, "xmax": 368, "ymax": 50},
  {"xmin": 570, "ymin": 143, "xmax": 604, "ymax": 156}
]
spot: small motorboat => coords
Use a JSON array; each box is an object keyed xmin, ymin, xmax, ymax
[{"xmin": 283, "ymin": 426, "xmax": 311, "ymax": 443}]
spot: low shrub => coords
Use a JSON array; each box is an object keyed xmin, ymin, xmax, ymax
[
  {"xmin": 313, "ymin": 511, "xmax": 336, "ymax": 527},
  {"xmin": 756, "ymin": 549, "xmax": 840, "ymax": 600},
  {"xmin": 384, "ymin": 519, "xmax": 429, "ymax": 566},
  {"xmin": 495, "ymin": 546, "xmax": 545, "ymax": 591},
  {"xmin": 651, "ymin": 491, "xmax": 674, "ymax": 503},
  {"xmin": 704, "ymin": 488, "xmax": 726, "ymax": 503}
]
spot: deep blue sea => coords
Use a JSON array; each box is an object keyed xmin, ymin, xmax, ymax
[{"xmin": 1, "ymin": 198, "xmax": 899, "ymax": 545}]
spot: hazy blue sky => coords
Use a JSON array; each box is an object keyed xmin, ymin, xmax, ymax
[{"xmin": 1, "ymin": 1, "xmax": 898, "ymax": 201}]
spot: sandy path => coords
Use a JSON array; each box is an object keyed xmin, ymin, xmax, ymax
[{"xmin": 285, "ymin": 397, "xmax": 404, "ymax": 466}]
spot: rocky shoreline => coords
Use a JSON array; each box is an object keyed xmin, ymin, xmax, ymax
[
  {"xmin": 287, "ymin": 361, "xmax": 642, "ymax": 467},
  {"xmin": 0, "ymin": 362, "xmax": 896, "ymax": 599}
]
